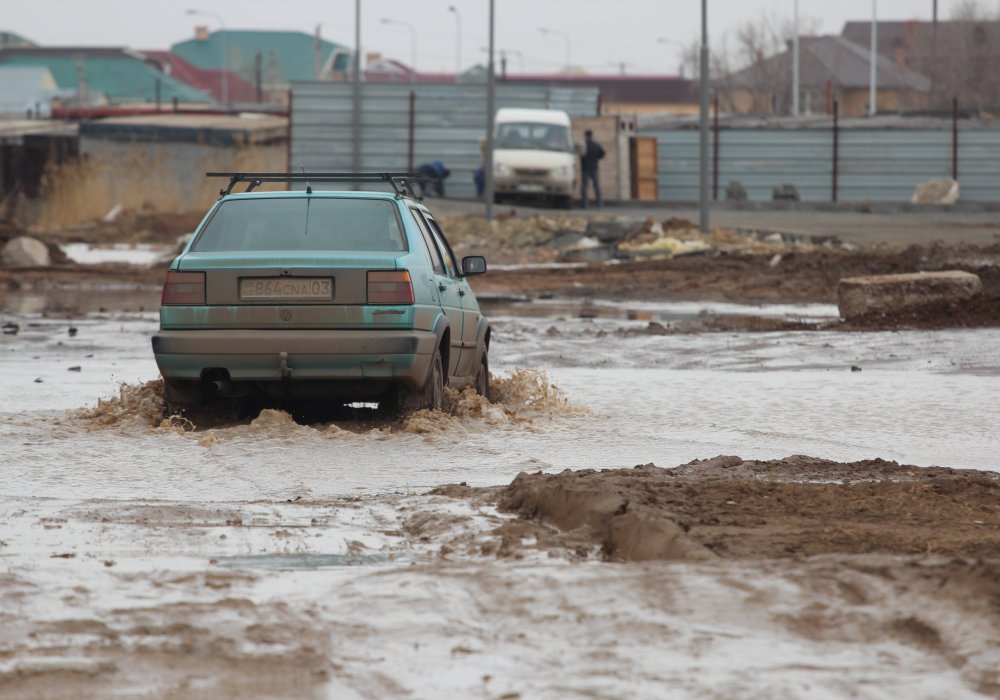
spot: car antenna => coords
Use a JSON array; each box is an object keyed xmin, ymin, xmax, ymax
[{"xmin": 299, "ymin": 164, "xmax": 312, "ymax": 194}]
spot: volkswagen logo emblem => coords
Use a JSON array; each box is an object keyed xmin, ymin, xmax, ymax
[{"xmin": 280, "ymin": 309, "xmax": 293, "ymax": 322}]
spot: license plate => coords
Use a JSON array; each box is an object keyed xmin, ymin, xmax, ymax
[
  {"xmin": 518, "ymin": 184, "xmax": 545, "ymax": 192},
  {"xmin": 239, "ymin": 277, "xmax": 333, "ymax": 301}
]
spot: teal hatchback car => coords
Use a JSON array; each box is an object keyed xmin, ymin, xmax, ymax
[{"xmin": 152, "ymin": 172, "xmax": 490, "ymax": 412}]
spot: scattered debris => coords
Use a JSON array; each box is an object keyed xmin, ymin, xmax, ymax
[
  {"xmin": 725, "ymin": 180, "xmax": 748, "ymax": 202},
  {"xmin": 912, "ymin": 178, "xmax": 960, "ymax": 205},
  {"xmin": 772, "ymin": 184, "xmax": 800, "ymax": 202}
]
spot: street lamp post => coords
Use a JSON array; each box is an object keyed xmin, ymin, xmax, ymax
[
  {"xmin": 485, "ymin": 0, "xmax": 496, "ymax": 220},
  {"xmin": 448, "ymin": 5, "xmax": 461, "ymax": 76},
  {"xmin": 793, "ymin": 0, "xmax": 800, "ymax": 115},
  {"xmin": 869, "ymin": 0, "xmax": 878, "ymax": 116},
  {"xmin": 186, "ymin": 8, "xmax": 228, "ymax": 106},
  {"xmin": 538, "ymin": 27, "xmax": 571, "ymax": 73},
  {"xmin": 381, "ymin": 18, "xmax": 417, "ymax": 76},
  {"xmin": 699, "ymin": 0, "xmax": 710, "ymax": 233},
  {"xmin": 657, "ymin": 37, "xmax": 685, "ymax": 77},
  {"xmin": 352, "ymin": 0, "xmax": 361, "ymax": 176}
]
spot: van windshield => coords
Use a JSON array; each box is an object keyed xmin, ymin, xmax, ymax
[
  {"xmin": 496, "ymin": 122, "xmax": 573, "ymax": 152},
  {"xmin": 191, "ymin": 198, "xmax": 407, "ymax": 253}
]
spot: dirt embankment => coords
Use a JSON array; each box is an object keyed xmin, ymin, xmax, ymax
[
  {"xmin": 474, "ymin": 243, "xmax": 1000, "ymax": 302},
  {"xmin": 436, "ymin": 456, "xmax": 1000, "ymax": 563}
]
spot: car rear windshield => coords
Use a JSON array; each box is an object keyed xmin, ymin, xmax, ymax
[{"xmin": 191, "ymin": 197, "xmax": 407, "ymax": 253}]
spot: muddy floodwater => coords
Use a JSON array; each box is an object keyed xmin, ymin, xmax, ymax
[{"xmin": 2, "ymin": 297, "xmax": 1000, "ymax": 698}]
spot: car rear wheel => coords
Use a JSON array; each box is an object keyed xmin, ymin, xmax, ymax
[
  {"xmin": 475, "ymin": 352, "xmax": 490, "ymax": 401},
  {"xmin": 387, "ymin": 347, "xmax": 444, "ymax": 414},
  {"xmin": 163, "ymin": 378, "xmax": 203, "ymax": 410}
]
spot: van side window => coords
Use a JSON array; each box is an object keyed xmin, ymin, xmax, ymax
[
  {"xmin": 425, "ymin": 217, "xmax": 460, "ymax": 277},
  {"xmin": 409, "ymin": 208, "xmax": 445, "ymax": 275}
]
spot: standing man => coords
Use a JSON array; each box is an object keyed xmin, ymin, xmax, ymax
[{"xmin": 580, "ymin": 129, "xmax": 605, "ymax": 208}]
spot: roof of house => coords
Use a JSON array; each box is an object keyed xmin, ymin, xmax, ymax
[
  {"xmin": 0, "ymin": 66, "xmax": 60, "ymax": 114},
  {"xmin": 841, "ymin": 20, "xmax": 1000, "ymax": 75},
  {"xmin": 726, "ymin": 35, "xmax": 931, "ymax": 91},
  {"xmin": 78, "ymin": 113, "xmax": 288, "ymax": 146},
  {"xmin": 0, "ymin": 31, "xmax": 35, "ymax": 48},
  {"xmin": 842, "ymin": 20, "xmax": 1000, "ymax": 55},
  {"xmin": 171, "ymin": 30, "xmax": 346, "ymax": 84},
  {"xmin": 0, "ymin": 47, "xmax": 212, "ymax": 103},
  {"xmin": 143, "ymin": 50, "xmax": 261, "ymax": 103}
]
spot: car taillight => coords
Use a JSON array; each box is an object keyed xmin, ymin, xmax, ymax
[
  {"xmin": 161, "ymin": 270, "xmax": 206, "ymax": 305},
  {"xmin": 367, "ymin": 270, "xmax": 414, "ymax": 305}
]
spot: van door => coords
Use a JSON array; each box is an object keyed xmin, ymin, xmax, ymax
[{"xmin": 409, "ymin": 208, "xmax": 463, "ymax": 378}]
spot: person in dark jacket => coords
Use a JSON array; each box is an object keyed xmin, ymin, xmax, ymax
[
  {"xmin": 415, "ymin": 160, "xmax": 450, "ymax": 197},
  {"xmin": 580, "ymin": 130, "xmax": 605, "ymax": 208}
]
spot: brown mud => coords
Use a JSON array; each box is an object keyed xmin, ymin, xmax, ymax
[
  {"xmin": 70, "ymin": 369, "xmax": 579, "ymax": 434},
  {"xmin": 430, "ymin": 455, "xmax": 1000, "ymax": 563}
]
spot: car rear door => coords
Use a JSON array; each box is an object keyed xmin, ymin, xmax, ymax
[
  {"xmin": 408, "ymin": 207, "xmax": 463, "ymax": 378},
  {"xmin": 423, "ymin": 214, "xmax": 481, "ymax": 378}
]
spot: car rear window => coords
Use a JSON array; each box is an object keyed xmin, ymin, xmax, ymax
[{"xmin": 191, "ymin": 197, "xmax": 407, "ymax": 253}]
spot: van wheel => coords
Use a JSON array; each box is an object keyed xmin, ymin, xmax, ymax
[
  {"xmin": 393, "ymin": 348, "xmax": 444, "ymax": 413},
  {"xmin": 475, "ymin": 352, "xmax": 490, "ymax": 401}
]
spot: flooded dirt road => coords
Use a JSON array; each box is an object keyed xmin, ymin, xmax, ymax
[{"xmin": 2, "ymin": 300, "xmax": 999, "ymax": 698}]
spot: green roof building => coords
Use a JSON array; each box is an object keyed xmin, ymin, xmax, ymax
[
  {"xmin": 0, "ymin": 48, "xmax": 212, "ymax": 104},
  {"xmin": 0, "ymin": 31, "xmax": 37, "ymax": 49},
  {"xmin": 171, "ymin": 29, "xmax": 348, "ymax": 87}
]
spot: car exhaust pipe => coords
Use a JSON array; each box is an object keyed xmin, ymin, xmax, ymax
[{"xmin": 210, "ymin": 379, "xmax": 250, "ymax": 398}]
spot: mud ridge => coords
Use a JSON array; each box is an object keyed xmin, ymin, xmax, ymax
[{"xmin": 489, "ymin": 456, "xmax": 1000, "ymax": 561}]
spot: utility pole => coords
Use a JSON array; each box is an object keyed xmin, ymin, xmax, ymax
[
  {"xmin": 869, "ymin": 0, "xmax": 878, "ymax": 117},
  {"xmin": 352, "ymin": 0, "xmax": 361, "ymax": 176},
  {"xmin": 485, "ymin": 0, "xmax": 496, "ymax": 220},
  {"xmin": 314, "ymin": 24, "xmax": 322, "ymax": 79},
  {"xmin": 792, "ymin": 0, "xmax": 800, "ymax": 116},
  {"xmin": 699, "ymin": 0, "xmax": 710, "ymax": 233}
]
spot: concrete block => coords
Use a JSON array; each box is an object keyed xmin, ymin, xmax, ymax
[
  {"xmin": 912, "ymin": 178, "xmax": 959, "ymax": 204},
  {"xmin": 1, "ymin": 236, "xmax": 50, "ymax": 268},
  {"xmin": 838, "ymin": 271, "xmax": 983, "ymax": 319}
]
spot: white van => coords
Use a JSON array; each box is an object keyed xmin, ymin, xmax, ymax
[{"xmin": 492, "ymin": 108, "xmax": 577, "ymax": 208}]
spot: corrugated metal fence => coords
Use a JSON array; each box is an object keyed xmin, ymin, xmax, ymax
[
  {"xmin": 644, "ymin": 127, "xmax": 1000, "ymax": 203},
  {"xmin": 290, "ymin": 82, "xmax": 599, "ymax": 198}
]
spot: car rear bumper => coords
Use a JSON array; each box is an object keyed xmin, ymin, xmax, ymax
[{"xmin": 152, "ymin": 329, "xmax": 437, "ymax": 388}]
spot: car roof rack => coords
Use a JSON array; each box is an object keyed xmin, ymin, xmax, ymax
[{"xmin": 206, "ymin": 171, "xmax": 430, "ymax": 200}]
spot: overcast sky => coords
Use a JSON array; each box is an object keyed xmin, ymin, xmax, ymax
[{"xmin": 4, "ymin": 0, "xmax": 981, "ymax": 75}]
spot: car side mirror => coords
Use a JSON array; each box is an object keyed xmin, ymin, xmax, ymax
[
  {"xmin": 461, "ymin": 255, "xmax": 487, "ymax": 276},
  {"xmin": 575, "ymin": 142, "xmax": 584, "ymax": 155}
]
